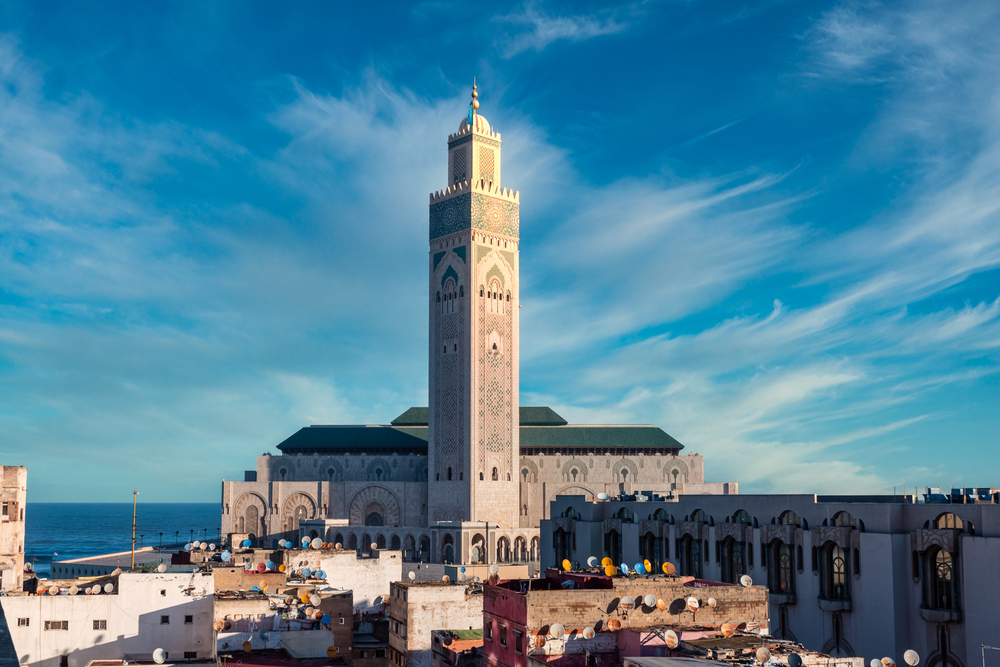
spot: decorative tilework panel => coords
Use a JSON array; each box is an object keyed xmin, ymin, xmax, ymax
[
  {"xmin": 430, "ymin": 193, "xmax": 472, "ymax": 240},
  {"xmin": 430, "ymin": 193, "xmax": 519, "ymax": 240}
]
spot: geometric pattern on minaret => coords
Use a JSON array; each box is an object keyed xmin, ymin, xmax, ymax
[{"xmin": 427, "ymin": 84, "xmax": 521, "ymax": 529}]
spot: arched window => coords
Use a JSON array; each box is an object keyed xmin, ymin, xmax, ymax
[
  {"xmin": 767, "ymin": 540, "xmax": 794, "ymax": 594},
  {"xmin": 447, "ymin": 467, "xmax": 452, "ymax": 481},
  {"xmin": 935, "ymin": 513, "xmax": 963, "ymax": 530},
  {"xmin": 690, "ymin": 509, "xmax": 708, "ymax": 523},
  {"xmin": 479, "ymin": 472, "xmax": 484, "ymax": 480},
  {"xmin": 604, "ymin": 529, "xmax": 621, "ymax": 565},
  {"xmin": 621, "ymin": 469, "xmax": 628, "ymax": 482},
  {"xmin": 459, "ymin": 286, "xmax": 464, "ymax": 297},
  {"xmin": 820, "ymin": 542, "xmax": 849, "ymax": 600},
  {"xmin": 279, "ymin": 468, "xmax": 287, "ymax": 481},
  {"xmin": 925, "ymin": 548, "xmax": 957, "ymax": 611},
  {"xmin": 720, "ymin": 536, "xmax": 745, "ymax": 584},
  {"xmin": 680, "ymin": 534, "xmax": 702, "ymax": 578},
  {"xmin": 732, "ymin": 510, "xmax": 751, "ymax": 525},
  {"xmin": 334, "ymin": 533, "xmax": 344, "ymax": 546},
  {"xmin": 832, "ymin": 511, "xmax": 855, "ymax": 528},
  {"xmin": 570, "ymin": 468, "xmax": 578, "ymax": 481},
  {"xmin": 521, "ymin": 468, "xmax": 529, "ymax": 481},
  {"xmin": 390, "ymin": 535, "xmax": 401, "ymax": 550},
  {"xmin": 779, "ymin": 510, "xmax": 800, "ymax": 527},
  {"xmin": 492, "ymin": 467, "xmax": 498, "ymax": 481},
  {"xmin": 366, "ymin": 512, "xmax": 383, "ymax": 527},
  {"xmin": 615, "ymin": 507, "xmax": 633, "ymax": 522},
  {"xmin": 640, "ymin": 531, "xmax": 660, "ymax": 566}
]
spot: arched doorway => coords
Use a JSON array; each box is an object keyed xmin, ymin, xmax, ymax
[
  {"xmin": 496, "ymin": 537, "xmax": 511, "ymax": 564},
  {"xmin": 418, "ymin": 535, "xmax": 431, "ymax": 562},
  {"xmin": 442, "ymin": 534, "xmax": 454, "ymax": 564},
  {"xmin": 471, "ymin": 533, "xmax": 486, "ymax": 564},
  {"xmin": 390, "ymin": 535, "xmax": 401, "ymax": 551},
  {"xmin": 514, "ymin": 536, "xmax": 527, "ymax": 562}
]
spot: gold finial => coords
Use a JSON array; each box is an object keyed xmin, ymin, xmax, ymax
[{"xmin": 471, "ymin": 77, "xmax": 479, "ymax": 111}]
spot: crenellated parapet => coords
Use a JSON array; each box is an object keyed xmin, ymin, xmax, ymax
[{"xmin": 429, "ymin": 178, "xmax": 519, "ymax": 205}]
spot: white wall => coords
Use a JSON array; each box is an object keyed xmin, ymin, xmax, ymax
[{"xmin": 3, "ymin": 572, "xmax": 214, "ymax": 667}]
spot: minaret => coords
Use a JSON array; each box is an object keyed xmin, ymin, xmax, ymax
[{"xmin": 427, "ymin": 82, "xmax": 521, "ymax": 530}]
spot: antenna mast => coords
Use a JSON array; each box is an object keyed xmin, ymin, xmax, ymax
[{"xmin": 131, "ymin": 489, "xmax": 139, "ymax": 569}]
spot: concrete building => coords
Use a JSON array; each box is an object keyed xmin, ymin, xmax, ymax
[
  {"xmin": 4, "ymin": 571, "xmax": 215, "ymax": 667},
  {"xmin": 219, "ymin": 87, "xmax": 733, "ymax": 565},
  {"xmin": 482, "ymin": 569, "xmax": 769, "ymax": 667},
  {"xmin": 387, "ymin": 581, "xmax": 485, "ymax": 667},
  {"xmin": 1, "ymin": 465, "xmax": 27, "ymax": 592},
  {"xmin": 540, "ymin": 491, "xmax": 1000, "ymax": 666}
]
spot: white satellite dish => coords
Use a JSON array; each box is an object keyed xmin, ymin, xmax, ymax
[
  {"xmin": 872, "ymin": 660, "xmax": 882, "ymax": 667},
  {"xmin": 619, "ymin": 596, "xmax": 635, "ymax": 611},
  {"xmin": 157, "ymin": 563, "xmax": 167, "ymax": 573},
  {"xmin": 184, "ymin": 543, "xmax": 192, "ymax": 551},
  {"xmin": 707, "ymin": 597, "xmax": 717, "ymax": 608},
  {"xmin": 597, "ymin": 493, "xmax": 610, "ymax": 501},
  {"xmin": 312, "ymin": 538, "xmax": 324, "ymax": 549},
  {"xmin": 582, "ymin": 627, "xmax": 595, "ymax": 639},
  {"xmin": 586, "ymin": 556, "xmax": 598, "ymax": 567},
  {"xmin": 459, "ymin": 572, "xmax": 467, "ymax": 582},
  {"xmin": 904, "ymin": 651, "xmax": 920, "ymax": 666},
  {"xmin": 549, "ymin": 623, "xmax": 565, "ymax": 639},
  {"xmin": 489, "ymin": 564, "xmax": 499, "ymax": 575},
  {"xmin": 310, "ymin": 594, "xmax": 321, "ymax": 606},
  {"xmin": 740, "ymin": 574, "xmax": 753, "ymax": 587},
  {"xmin": 92, "ymin": 585, "xmax": 102, "ymax": 595},
  {"xmin": 442, "ymin": 575, "xmax": 451, "ymax": 583},
  {"xmin": 153, "ymin": 649, "xmax": 166, "ymax": 665},
  {"xmin": 756, "ymin": 648, "xmax": 771, "ymax": 663},
  {"xmin": 686, "ymin": 596, "xmax": 699, "ymax": 611},
  {"xmin": 408, "ymin": 570, "xmax": 416, "ymax": 580},
  {"xmin": 643, "ymin": 594, "xmax": 656, "ymax": 607},
  {"xmin": 209, "ymin": 543, "xmax": 216, "ymax": 551},
  {"xmin": 335, "ymin": 542, "xmax": 343, "ymax": 549},
  {"xmin": 69, "ymin": 585, "xmax": 79, "ymax": 596},
  {"xmin": 104, "ymin": 583, "xmax": 114, "ymax": 594},
  {"xmin": 665, "ymin": 630, "xmax": 679, "ymax": 649},
  {"xmin": 370, "ymin": 542, "xmax": 378, "ymax": 550}
]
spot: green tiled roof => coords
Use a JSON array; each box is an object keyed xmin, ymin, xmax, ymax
[
  {"xmin": 390, "ymin": 406, "xmax": 567, "ymax": 426},
  {"xmin": 276, "ymin": 407, "xmax": 684, "ymax": 454},
  {"xmin": 277, "ymin": 425, "xmax": 428, "ymax": 454}
]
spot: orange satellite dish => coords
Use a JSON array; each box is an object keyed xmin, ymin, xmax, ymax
[
  {"xmin": 607, "ymin": 619, "xmax": 622, "ymax": 631},
  {"xmin": 662, "ymin": 562, "xmax": 676, "ymax": 575},
  {"xmin": 656, "ymin": 599, "xmax": 666, "ymax": 611},
  {"xmin": 601, "ymin": 557, "xmax": 612, "ymax": 567}
]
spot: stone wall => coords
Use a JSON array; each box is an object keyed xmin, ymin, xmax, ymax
[
  {"xmin": 0, "ymin": 465, "xmax": 27, "ymax": 592},
  {"xmin": 388, "ymin": 582, "xmax": 485, "ymax": 667}
]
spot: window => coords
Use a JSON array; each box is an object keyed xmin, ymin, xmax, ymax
[
  {"xmin": 44, "ymin": 621, "xmax": 69, "ymax": 631},
  {"xmin": 339, "ymin": 617, "xmax": 346, "ymax": 625},
  {"xmin": 767, "ymin": 541, "xmax": 794, "ymax": 594},
  {"xmin": 61, "ymin": 657, "xmax": 68, "ymax": 667},
  {"xmin": 17, "ymin": 618, "xmax": 29, "ymax": 627},
  {"xmin": 484, "ymin": 620, "xmax": 493, "ymax": 641},
  {"xmin": 160, "ymin": 615, "xmax": 170, "ymax": 625},
  {"xmin": 820, "ymin": 543, "xmax": 849, "ymax": 601},
  {"xmin": 376, "ymin": 649, "xmax": 386, "ymax": 658},
  {"xmin": 184, "ymin": 653, "xmax": 197, "ymax": 660},
  {"xmin": 853, "ymin": 548, "xmax": 860, "ymax": 576},
  {"xmin": 160, "ymin": 589, "xmax": 166, "ymax": 597},
  {"xmin": 185, "ymin": 615, "xmax": 193, "ymax": 624},
  {"xmin": 1, "ymin": 502, "xmax": 7, "ymax": 517},
  {"xmin": 499, "ymin": 625, "xmax": 507, "ymax": 647},
  {"xmin": 514, "ymin": 630, "xmax": 524, "ymax": 654},
  {"xmin": 925, "ymin": 548, "xmax": 957, "ymax": 611},
  {"xmin": 492, "ymin": 467, "xmax": 498, "ymax": 481},
  {"xmin": 93, "ymin": 620, "xmax": 107, "ymax": 630}
]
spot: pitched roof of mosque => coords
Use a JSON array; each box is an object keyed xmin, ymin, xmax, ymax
[{"xmin": 275, "ymin": 407, "xmax": 684, "ymax": 454}]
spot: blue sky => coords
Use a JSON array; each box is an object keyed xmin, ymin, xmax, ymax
[{"xmin": 2, "ymin": 1, "xmax": 998, "ymax": 502}]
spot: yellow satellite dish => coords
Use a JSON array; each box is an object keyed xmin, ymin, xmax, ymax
[
  {"xmin": 562, "ymin": 559, "xmax": 572, "ymax": 571},
  {"xmin": 601, "ymin": 557, "xmax": 612, "ymax": 567}
]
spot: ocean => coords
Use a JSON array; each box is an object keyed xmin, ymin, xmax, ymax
[{"xmin": 24, "ymin": 503, "xmax": 220, "ymax": 578}]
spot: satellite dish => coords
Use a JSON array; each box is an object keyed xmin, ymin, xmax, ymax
[
  {"xmin": 302, "ymin": 568, "xmax": 312, "ymax": 578},
  {"xmin": 550, "ymin": 623, "xmax": 565, "ymax": 639},
  {"xmin": 601, "ymin": 557, "xmax": 612, "ymax": 567},
  {"xmin": 663, "ymin": 562, "xmax": 676, "ymax": 575},
  {"xmin": 620, "ymin": 563, "xmax": 629, "ymax": 575},
  {"xmin": 459, "ymin": 572, "xmax": 467, "ymax": 582},
  {"xmin": 721, "ymin": 622, "xmax": 735, "ymax": 637},
  {"xmin": 213, "ymin": 620, "xmax": 225, "ymax": 632},
  {"xmin": 221, "ymin": 551, "xmax": 231, "ymax": 561},
  {"xmin": 209, "ymin": 543, "xmax": 216, "ymax": 551},
  {"xmin": 656, "ymin": 599, "xmax": 666, "ymax": 611},
  {"xmin": 311, "ymin": 538, "xmax": 323, "ymax": 549},
  {"xmin": 278, "ymin": 564, "xmax": 285, "ymax": 572},
  {"xmin": 278, "ymin": 540, "xmax": 286, "ymax": 548},
  {"xmin": 310, "ymin": 594, "xmax": 321, "ymax": 606},
  {"xmin": 442, "ymin": 575, "xmax": 450, "ymax": 583},
  {"xmin": 256, "ymin": 563, "xmax": 267, "ymax": 574},
  {"xmin": 604, "ymin": 565, "xmax": 616, "ymax": 576},
  {"xmin": 619, "ymin": 596, "xmax": 635, "ymax": 611},
  {"xmin": 597, "ymin": 493, "xmax": 610, "ymax": 501},
  {"xmin": 244, "ymin": 539, "xmax": 253, "ymax": 548},
  {"xmin": 643, "ymin": 594, "xmax": 656, "ymax": 607},
  {"xmin": 157, "ymin": 564, "xmax": 167, "ymax": 573},
  {"xmin": 746, "ymin": 621, "xmax": 761, "ymax": 633},
  {"xmin": 266, "ymin": 561, "xmax": 275, "ymax": 570},
  {"xmin": 643, "ymin": 559, "xmax": 652, "ymax": 572},
  {"xmin": 904, "ymin": 651, "xmax": 920, "ymax": 666},
  {"xmin": 607, "ymin": 619, "xmax": 622, "ymax": 631},
  {"xmin": 24, "ymin": 563, "xmax": 33, "ymax": 572},
  {"xmin": 104, "ymin": 583, "xmax": 114, "ymax": 594},
  {"xmin": 153, "ymin": 649, "xmax": 166, "ymax": 664},
  {"xmin": 335, "ymin": 542, "xmax": 343, "ymax": 549},
  {"xmin": 408, "ymin": 571, "xmax": 416, "ymax": 580},
  {"xmin": 322, "ymin": 615, "xmax": 331, "ymax": 625},
  {"xmin": 370, "ymin": 542, "xmax": 378, "ymax": 550},
  {"xmin": 634, "ymin": 562, "xmax": 645, "ymax": 574},
  {"xmin": 327, "ymin": 647, "xmax": 339, "ymax": 657},
  {"xmin": 535, "ymin": 635, "xmax": 546, "ymax": 648},
  {"xmin": 788, "ymin": 654, "xmax": 803, "ymax": 667},
  {"xmin": 686, "ymin": 596, "xmax": 699, "ymax": 612},
  {"xmin": 460, "ymin": 566, "xmax": 467, "ymax": 573},
  {"xmin": 489, "ymin": 564, "xmax": 499, "ymax": 575},
  {"xmin": 756, "ymin": 648, "xmax": 771, "ymax": 663},
  {"xmin": 91, "ymin": 585, "xmax": 101, "ymax": 595},
  {"xmin": 374, "ymin": 596, "xmax": 384, "ymax": 606},
  {"xmin": 242, "ymin": 641, "xmax": 252, "ymax": 652},
  {"xmin": 883, "ymin": 659, "xmax": 897, "ymax": 667},
  {"xmin": 475, "ymin": 576, "xmax": 481, "ymax": 582},
  {"xmin": 562, "ymin": 559, "xmax": 572, "ymax": 571},
  {"xmin": 201, "ymin": 542, "xmax": 208, "ymax": 550},
  {"xmin": 665, "ymin": 630, "xmax": 679, "ymax": 649},
  {"xmin": 582, "ymin": 627, "xmax": 595, "ymax": 639},
  {"xmin": 184, "ymin": 543, "xmax": 192, "ymax": 551},
  {"xmin": 318, "ymin": 570, "xmax": 327, "ymax": 579},
  {"xmin": 740, "ymin": 574, "xmax": 753, "ymax": 587},
  {"xmin": 69, "ymin": 585, "xmax": 79, "ymax": 595},
  {"xmin": 587, "ymin": 556, "xmax": 598, "ymax": 568},
  {"xmin": 872, "ymin": 660, "xmax": 882, "ymax": 667},
  {"xmin": 707, "ymin": 597, "xmax": 717, "ymax": 608}
]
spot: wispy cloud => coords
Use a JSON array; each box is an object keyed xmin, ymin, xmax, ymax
[{"xmin": 496, "ymin": 5, "xmax": 628, "ymax": 58}]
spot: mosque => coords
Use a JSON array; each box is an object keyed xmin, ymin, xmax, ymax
[{"xmin": 220, "ymin": 85, "xmax": 734, "ymax": 564}]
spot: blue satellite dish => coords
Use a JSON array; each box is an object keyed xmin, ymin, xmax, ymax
[
  {"xmin": 242, "ymin": 539, "xmax": 251, "ymax": 547},
  {"xmin": 460, "ymin": 567, "xmax": 466, "ymax": 573},
  {"xmin": 635, "ymin": 563, "xmax": 645, "ymax": 574},
  {"xmin": 221, "ymin": 551, "xmax": 231, "ymax": 562},
  {"xmin": 620, "ymin": 563, "xmax": 629, "ymax": 575},
  {"xmin": 266, "ymin": 561, "xmax": 274, "ymax": 570},
  {"xmin": 302, "ymin": 537, "xmax": 310, "ymax": 545},
  {"xmin": 317, "ymin": 570, "xmax": 326, "ymax": 579},
  {"xmin": 322, "ymin": 615, "xmax": 331, "ymax": 625},
  {"xmin": 251, "ymin": 586, "xmax": 260, "ymax": 591},
  {"xmin": 302, "ymin": 568, "xmax": 312, "ymax": 578}
]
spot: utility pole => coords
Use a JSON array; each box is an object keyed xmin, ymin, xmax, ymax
[{"xmin": 130, "ymin": 489, "xmax": 139, "ymax": 570}]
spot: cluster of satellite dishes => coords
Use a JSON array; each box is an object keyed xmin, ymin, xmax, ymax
[
  {"xmin": 39, "ymin": 582, "xmax": 115, "ymax": 596},
  {"xmin": 572, "ymin": 556, "xmax": 678, "ymax": 578},
  {"xmin": 436, "ymin": 563, "xmax": 499, "ymax": 584},
  {"xmin": 184, "ymin": 542, "xmax": 216, "ymax": 552}
]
